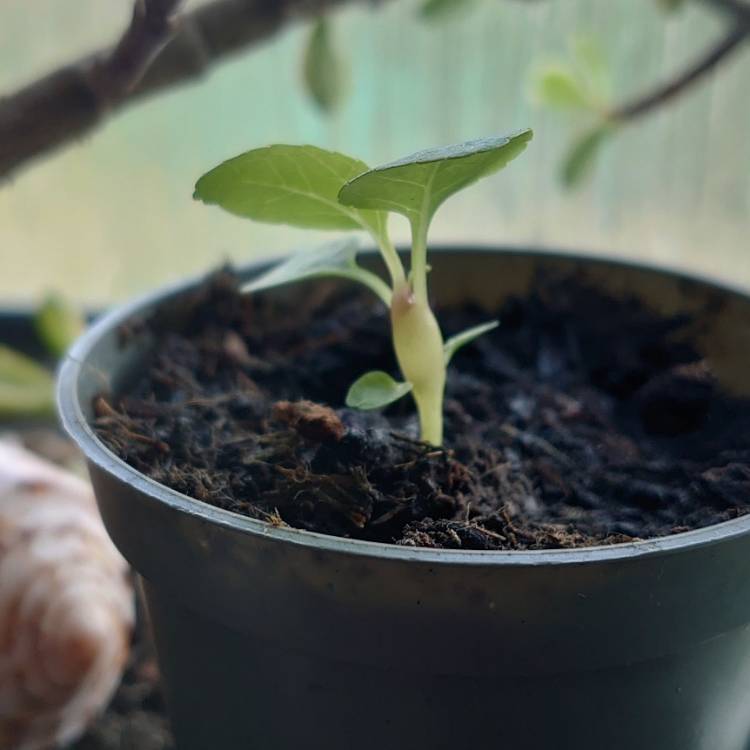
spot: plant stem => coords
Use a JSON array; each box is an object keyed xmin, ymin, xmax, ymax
[
  {"xmin": 330, "ymin": 267, "xmax": 393, "ymax": 305},
  {"xmin": 413, "ymin": 377, "xmax": 444, "ymax": 446},
  {"xmin": 409, "ymin": 218, "xmax": 430, "ymax": 304},
  {"xmin": 390, "ymin": 282, "xmax": 445, "ymax": 446},
  {"xmin": 376, "ymin": 232, "xmax": 406, "ymax": 289},
  {"xmin": 389, "ymin": 211, "xmax": 446, "ymax": 444}
]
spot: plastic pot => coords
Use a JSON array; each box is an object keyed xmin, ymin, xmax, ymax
[{"xmin": 58, "ymin": 248, "xmax": 750, "ymax": 750}]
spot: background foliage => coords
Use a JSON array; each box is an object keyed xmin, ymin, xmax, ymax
[{"xmin": 0, "ymin": 0, "xmax": 748, "ymax": 303}]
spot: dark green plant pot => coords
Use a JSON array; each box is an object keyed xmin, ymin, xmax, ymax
[{"xmin": 58, "ymin": 248, "xmax": 750, "ymax": 750}]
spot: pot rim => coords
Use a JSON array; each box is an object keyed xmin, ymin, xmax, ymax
[{"xmin": 57, "ymin": 244, "xmax": 750, "ymax": 567}]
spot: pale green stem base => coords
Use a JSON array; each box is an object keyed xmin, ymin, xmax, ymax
[
  {"xmin": 412, "ymin": 382, "xmax": 445, "ymax": 447},
  {"xmin": 390, "ymin": 282, "xmax": 445, "ymax": 446}
]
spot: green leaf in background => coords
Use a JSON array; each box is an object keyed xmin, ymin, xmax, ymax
[
  {"xmin": 194, "ymin": 144, "xmax": 389, "ymax": 241},
  {"xmin": 534, "ymin": 36, "xmax": 610, "ymax": 114},
  {"xmin": 303, "ymin": 18, "xmax": 347, "ymax": 112},
  {"xmin": 419, "ymin": 0, "xmax": 479, "ymax": 22},
  {"xmin": 338, "ymin": 131, "xmax": 533, "ymax": 226},
  {"xmin": 34, "ymin": 293, "xmax": 84, "ymax": 357},
  {"xmin": 561, "ymin": 125, "xmax": 612, "ymax": 188},
  {"xmin": 0, "ymin": 344, "xmax": 55, "ymax": 418},
  {"xmin": 346, "ymin": 371, "xmax": 413, "ymax": 410},
  {"xmin": 443, "ymin": 320, "xmax": 498, "ymax": 365},
  {"xmin": 534, "ymin": 65, "xmax": 591, "ymax": 111},
  {"xmin": 244, "ymin": 237, "xmax": 391, "ymax": 305}
]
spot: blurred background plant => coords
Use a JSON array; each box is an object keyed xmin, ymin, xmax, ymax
[{"xmin": 0, "ymin": 296, "xmax": 82, "ymax": 419}]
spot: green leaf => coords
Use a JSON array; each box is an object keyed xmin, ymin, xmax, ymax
[
  {"xmin": 419, "ymin": 0, "xmax": 478, "ymax": 22},
  {"xmin": 0, "ymin": 344, "xmax": 55, "ymax": 418},
  {"xmin": 303, "ymin": 19, "xmax": 347, "ymax": 112},
  {"xmin": 561, "ymin": 125, "xmax": 611, "ymax": 188},
  {"xmin": 534, "ymin": 38, "xmax": 610, "ymax": 115},
  {"xmin": 346, "ymin": 371, "xmax": 413, "ymax": 410},
  {"xmin": 194, "ymin": 144, "xmax": 388, "ymax": 241},
  {"xmin": 338, "ymin": 131, "xmax": 533, "ymax": 226},
  {"xmin": 443, "ymin": 320, "xmax": 498, "ymax": 365},
  {"xmin": 244, "ymin": 237, "xmax": 357, "ymax": 292},
  {"xmin": 243, "ymin": 238, "xmax": 391, "ymax": 305},
  {"xmin": 534, "ymin": 65, "xmax": 591, "ymax": 111},
  {"xmin": 34, "ymin": 293, "xmax": 84, "ymax": 357}
]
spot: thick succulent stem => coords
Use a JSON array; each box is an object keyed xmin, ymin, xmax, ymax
[{"xmin": 390, "ymin": 282, "xmax": 445, "ymax": 445}]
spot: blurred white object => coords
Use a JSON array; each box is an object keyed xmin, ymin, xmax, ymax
[{"xmin": 0, "ymin": 440, "xmax": 134, "ymax": 750}]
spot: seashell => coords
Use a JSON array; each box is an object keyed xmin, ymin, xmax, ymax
[{"xmin": 0, "ymin": 441, "xmax": 134, "ymax": 750}]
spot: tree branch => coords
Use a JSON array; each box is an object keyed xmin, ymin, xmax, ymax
[
  {"xmin": 0, "ymin": 0, "xmax": 383, "ymax": 181},
  {"xmin": 609, "ymin": 23, "xmax": 749, "ymax": 122},
  {"xmin": 697, "ymin": 0, "xmax": 750, "ymax": 24},
  {"xmin": 89, "ymin": 0, "xmax": 184, "ymax": 104},
  {"xmin": 2, "ymin": 0, "xmax": 747, "ymax": 181}
]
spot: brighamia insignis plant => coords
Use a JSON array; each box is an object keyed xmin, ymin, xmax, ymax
[{"xmin": 194, "ymin": 131, "xmax": 532, "ymax": 445}]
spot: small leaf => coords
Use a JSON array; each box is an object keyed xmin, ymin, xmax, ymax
[
  {"xmin": 34, "ymin": 293, "xmax": 84, "ymax": 357},
  {"xmin": 444, "ymin": 320, "xmax": 498, "ymax": 365},
  {"xmin": 243, "ymin": 237, "xmax": 391, "ymax": 305},
  {"xmin": 194, "ymin": 145, "xmax": 388, "ymax": 241},
  {"xmin": 346, "ymin": 371, "xmax": 413, "ymax": 410},
  {"xmin": 339, "ymin": 131, "xmax": 533, "ymax": 226},
  {"xmin": 0, "ymin": 345, "xmax": 55, "ymax": 418},
  {"xmin": 534, "ymin": 65, "xmax": 591, "ymax": 111},
  {"xmin": 303, "ymin": 19, "xmax": 347, "ymax": 112},
  {"xmin": 561, "ymin": 125, "xmax": 611, "ymax": 188},
  {"xmin": 245, "ymin": 237, "xmax": 358, "ymax": 292},
  {"xmin": 419, "ymin": 0, "xmax": 478, "ymax": 22}
]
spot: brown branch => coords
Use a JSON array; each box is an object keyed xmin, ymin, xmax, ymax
[
  {"xmin": 609, "ymin": 23, "xmax": 749, "ymax": 122},
  {"xmin": 89, "ymin": 0, "xmax": 185, "ymax": 104},
  {"xmin": 0, "ymin": 0, "xmax": 384, "ymax": 181},
  {"xmin": 697, "ymin": 0, "xmax": 750, "ymax": 23}
]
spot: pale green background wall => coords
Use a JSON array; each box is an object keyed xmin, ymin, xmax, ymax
[{"xmin": 1, "ymin": 0, "xmax": 748, "ymax": 304}]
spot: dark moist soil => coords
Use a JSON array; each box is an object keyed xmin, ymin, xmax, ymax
[{"xmin": 95, "ymin": 268, "xmax": 750, "ymax": 550}]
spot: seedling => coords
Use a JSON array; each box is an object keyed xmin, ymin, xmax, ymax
[{"xmin": 194, "ymin": 132, "xmax": 532, "ymax": 445}]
